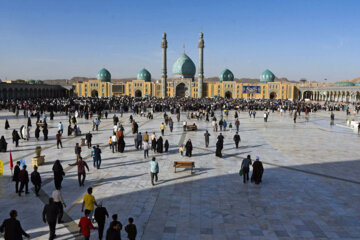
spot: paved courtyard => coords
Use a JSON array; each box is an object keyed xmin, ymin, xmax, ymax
[{"xmin": 0, "ymin": 109, "xmax": 360, "ymax": 240}]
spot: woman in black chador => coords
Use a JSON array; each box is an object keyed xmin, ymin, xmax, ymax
[
  {"xmin": 5, "ymin": 119, "xmax": 10, "ymax": 130},
  {"xmin": 185, "ymin": 139, "xmax": 193, "ymax": 157},
  {"xmin": 157, "ymin": 136, "xmax": 163, "ymax": 153},
  {"xmin": 118, "ymin": 136, "xmax": 126, "ymax": 153}
]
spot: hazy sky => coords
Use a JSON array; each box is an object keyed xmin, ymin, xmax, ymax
[{"xmin": 1, "ymin": 0, "xmax": 359, "ymax": 82}]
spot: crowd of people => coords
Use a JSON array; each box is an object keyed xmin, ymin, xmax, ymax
[{"xmin": 1, "ymin": 96, "xmax": 359, "ymax": 239}]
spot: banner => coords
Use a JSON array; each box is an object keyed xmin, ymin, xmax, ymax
[
  {"xmin": 242, "ymin": 86, "xmax": 261, "ymax": 94},
  {"xmin": 0, "ymin": 160, "xmax": 3, "ymax": 177},
  {"xmin": 20, "ymin": 158, "xmax": 26, "ymax": 169}
]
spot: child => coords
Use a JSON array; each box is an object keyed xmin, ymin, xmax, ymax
[
  {"xmin": 179, "ymin": 145, "xmax": 184, "ymax": 156},
  {"xmin": 108, "ymin": 136, "xmax": 112, "ymax": 149},
  {"xmin": 125, "ymin": 217, "xmax": 137, "ymax": 240},
  {"xmin": 91, "ymin": 146, "xmax": 96, "ymax": 168},
  {"xmin": 78, "ymin": 209, "xmax": 97, "ymax": 239},
  {"xmin": 229, "ymin": 123, "xmax": 233, "ymax": 132}
]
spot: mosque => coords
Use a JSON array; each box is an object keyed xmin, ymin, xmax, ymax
[{"xmin": 73, "ymin": 33, "xmax": 299, "ymax": 99}]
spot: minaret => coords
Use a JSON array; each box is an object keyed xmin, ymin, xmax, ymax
[
  {"xmin": 198, "ymin": 32, "xmax": 204, "ymax": 98},
  {"xmin": 161, "ymin": 32, "xmax": 167, "ymax": 98}
]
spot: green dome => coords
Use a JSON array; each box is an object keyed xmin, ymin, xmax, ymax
[
  {"xmin": 97, "ymin": 68, "xmax": 111, "ymax": 82},
  {"xmin": 35, "ymin": 80, "xmax": 44, "ymax": 84},
  {"xmin": 220, "ymin": 69, "xmax": 234, "ymax": 82},
  {"xmin": 354, "ymin": 82, "xmax": 360, "ymax": 86},
  {"xmin": 172, "ymin": 54, "xmax": 196, "ymax": 78},
  {"xmin": 137, "ymin": 68, "xmax": 151, "ymax": 82},
  {"xmin": 27, "ymin": 80, "xmax": 36, "ymax": 84},
  {"xmin": 260, "ymin": 69, "xmax": 275, "ymax": 83},
  {"xmin": 333, "ymin": 81, "xmax": 355, "ymax": 86}
]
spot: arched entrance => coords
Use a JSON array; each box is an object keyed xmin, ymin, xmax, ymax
[
  {"xmin": 270, "ymin": 92, "xmax": 277, "ymax": 99},
  {"xmin": 135, "ymin": 90, "xmax": 142, "ymax": 97},
  {"xmin": 176, "ymin": 83, "xmax": 187, "ymax": 97},
  {"xmin": 91, "ymin": 90, "xmax": 98, "ymax": 97},
  {"xmin": 225, "ymin": 91, "xmax": 232, "ymax": 99},
  {"xmin": 303, "ymin": 91, "xmax": 312, "ymax": 99}
]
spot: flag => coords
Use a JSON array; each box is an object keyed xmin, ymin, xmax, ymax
[
  {"xmin": 0, "ymin": 160, "xmax": 3, "ymax": 177},
  {"xmin": 9, "ymin": 151, "xmax": 13, "ymax": 171},
  {"xmin": 20, "ymin": 158, "xmax": 26, "ymax": 169}
]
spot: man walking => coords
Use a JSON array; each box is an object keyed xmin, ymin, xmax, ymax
[
  {"xmin": 204, "ymin": 130, "xmax": 210, "ymax": 148},
  {"xmin": 143, "ymin": 140, "xmax": 149, "ymax": 159},
  {"xmin": 52, "ymin": 186, "xmax": 66, "ymax": 224},
  {"xmin": 233, "ymin": 132, "xmax": 241, "ymax": 149},
  {"xmin": 86, "ymin": 131, "xmax": 92, "ymax": 149},
  {"xmin": 235, "ymin": 119, "xmax": 240, "ymax": 132},
  {"xmin": 111, "ymin": 134, "xmax": 117, "ymax": 153},
  {"xmin": 69, "ymin": 156, "xmax": 89, "ymax": 187},
  {"xmin": 150, "ymin": 157, "xmax": 159, "ymax": 186},
  {"xmin": 0, "ymin": 210, "xmax": 30, "ymax": 240},
  {"xmin": 56, "ymin": 131, "xmax": 63, "ymax": 149},
  {"xmin": 78, "ymin": 210, "xmax": 97, "ymax": 240},
  {"xmin": 58, "ymin": 122, "xmax": 63, "ymax": 134},
  {"xmin": 18, "ymin": 165, "xmax": 29, "ymax": 196},
  {"xmin": 30, "ymin": 166, "xmax": 42, "ymax": 197},
  {"xmin": 160, "ymin": 123, "xmax": 165, "ymax": 136},
  {"xmin": 42, "ymin": 198, "xmax": 59, "ymax": 240},
  {"xmin": 125, "ymin": 217, "xmax": 137, "ymax": 240},
  {"xmin": 241, "ymin": 155, "xmax": 252, "ymax": 184},
  {"xmin": 82, "ymin": 187, "xmax": 98, "ymax": 220},
  {"xmin": 94, "ymin": 145, "xmax": 102, "ymax": 169},
  {"xmin": 94, "ymin": 202, "xmax": 109, "ymax": 240}
]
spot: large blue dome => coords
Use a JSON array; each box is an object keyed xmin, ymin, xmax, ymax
[
  {"xmin": 172, "ymin": 54, "xmax": 196, "ymax": 78},
  {"xmin": 97, "ymin": 68, "xmax": 111, "ymax": 82},
  {"xmin": 220, "ymin": 69, "xmax": 234, "ymax": 82},
  {"xmin": 137, "ymin": 68, "xmax": 151, "ymax": 82},
  {"xmin": 260, "ymin": 69, "xmax": 275, "ymax": 83}
]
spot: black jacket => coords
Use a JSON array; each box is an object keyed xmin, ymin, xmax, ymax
[
  {"xmin": 0, "ymin": 218, "xmax": 29, "ymax": 240},
  {"xmin": 13, "ymin": 165, "xmax": 20, "ymax": 181},
  {"xmin": 31, "ymin": 171, "xmax": 42, "ymax": 185},
  {"xmin": 42, "ymin": 202, "xmax": 59, "ymax": 223},
  {"xmin": 106, "ymin": 228, "xmax": 121, "ymax": 240},
  {"xmin": 94, "ymin": 207, "xmax": 109, "ymax": 224},
  {"xmin": 125, "ymin": 223, "xmax": 137, "ymax": 240}
]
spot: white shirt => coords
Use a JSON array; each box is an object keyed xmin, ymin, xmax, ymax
[
  {"xmin": 52, "ymin": 190, "xmax": 64, "ymax": 204},
  {"xmin": 143, "ymin": 141, "xmax": 150, "ymax": 150},
  {"xmin": 111, "ymin": 135, "xmax": 117, "ymax": 143}
]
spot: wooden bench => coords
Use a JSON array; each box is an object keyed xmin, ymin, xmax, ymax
[{"xmin": 173, "ymin": 161, "xmax": 195, "ymax": 174}]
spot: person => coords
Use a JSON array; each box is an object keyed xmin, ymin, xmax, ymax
[
  {"xmin": 106, "ymin": 221, "xmax": 121, "ymax": 240},
  {"xmin": 75, "ymin": 143, "xmax": 82, "ymax": 159},
  {"xmin": 136, "ymin": 132, "xmax": 142, "ymax": 150},
  {"xmin": 94, "ymin": 145, "xmax": 102, "ymax": 169},
  {"xmin": 18, "ymin": 165, "xmax": 29, "ymax": 196},
  {"xmin": 215, "ymin": 138, "xmax": 223, "ymax": 157},
  {"xmin": 143, "ymin": 140, "xmax": 149, "ymax": 159},
  {"xmin": 69, "ymin": 156, "xmax": 89, "ymax": 187},
  {"xmin": 183, "ymin": 120, "xmax": 187, "ymax": 131},
  {"xmin": 52, "ymin": 186, "xmax": 66, "ymax": 223},
  {"xmin": 78, "ymin": 209, "xmax": 97, "ymax": 240},
  {"xmin": 143, "ymin": 131, "xmax": 149, "ymax": 142},
  {"xmin": 13, "ymin": 161, "xmax": 21, "ymax": 193},
  {"xmin": 109, "ymin": 136, "xmax": 112, "ymax": 149},
  {"xmin": 91, "ymin": 146, "xmax": 96, "ymax": 167},
  {"xmin": 125, "ymin": 217, "xmax": 137, "ymax": 240},
  {"xmin": 0, "ymin": 136, "xmax": 7, "ymax": 152},
  {"xmin": 82, "ymin": 187, "xmax": 98, "ymax": 220},
  {"xmin": 228, "ymin": 122, "xmax": 233, "ymax": 132},
  {"xmin": 264, "ymin": 112, "xmax": 268, "ymax": 122},
  {"xmin": 42, "ymin": 198, "xmax": 59, "ymax": 240},
  {"xmin": 35, "ymin": 126, "xmax": 40, "ymax": 141},
  {"xmin": 5, "ymin": 119, "xmax": 10, "ymax": 130},
  {"xmin": 56, "ymin": 131, "xmax": 63, "ymax": 149},
  {"xmin": 156, "ymin": 136, "xmax": 163, "ymax": 153},
  {"xmin": 58, "ymin": 122, "xmax": 63, "ymax": 134},
  {"xmin": 164, "ymin": 139, "xmax": 169, "ymax": 153},
  {"xmin": 233, "ymin": 132, "xmax": 241, "ymax": 149},
  {"xmin": 150, "ymin": 157, "xmax": 159, "ymax": 186},
  {"xmin": 86, "ymin": 131, "xmax": 93, "ymax": 149},
  {"xmin": 160, "ymin": 122, "xmax": 165, "ymax": 136},
  {"xmin": 118, "ymin": 136, "xmax": 126, "ymax": 153},
  {"xmin": 151, "ymin": 134, "xmax": 157, "ymax": 153},
  {"xmin": 0, "ymin": 210, "xmax": 30, "ymax": 240},
  {"xmin": 241, "ymin": 155, "xmax": 252, "ymax": 184},
  {"xmin": 30, "ymin": 166, "xmax": 42, "ymax": 197},
  {"xmin": 204, "ymin": 130, "xmax": 210, "ymax": 147},
  {"xmin": 111, "ymin": 134, "xmax": 117, "ymax": 153},
  {"xmin": 179, "ymin": 145, "xmax": 184, "ymax": 156},
  {"xmin": 52, "ymin": 160, "xmax": 65, "ymax": 189},
  {"xmin": 169, "ymin": 120, "xmax": 174, "ymax": 132},
  {"xmin": 94, "ymin": 202, "xmax": 109, "ymax": 240},
  {"xmin": 251, "ymin": 156, "xmax": 264, "ymax": 184},
  {"xmin": 223, "ymin": 119, "xmax": 227, "ymax": 131},
  {"xmin": 235, "ymin": 119, "xmax": 240, "ymax": 132},
  {"xmin": 67, "ymin": 124, "xmax": 72, "ymax": 136},
  {"xmin": 43, "ymin": 125, "xmax": 48, "ymax": 140},
  {"xmin": 185, "ymin": 139, "xmax": 193, "ymax": 157},
  {"xmin": 293, "ymin": 113, "xmax": 297, "ymax": 123}
]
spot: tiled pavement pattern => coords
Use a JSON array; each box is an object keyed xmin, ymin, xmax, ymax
[{"xmin": 0, "ymin": 110, "xmax": 360, "ymax": 239}]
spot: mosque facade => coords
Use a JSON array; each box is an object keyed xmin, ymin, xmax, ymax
[{"xmin": 73, "ymin": 33, "xmax": 301, "ymax": 100}]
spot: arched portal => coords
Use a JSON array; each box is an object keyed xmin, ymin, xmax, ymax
[
  {"xmin": 270, "ymin": 92, "xmax": 277, "ymax": 99},
  {"xmin": 91, "ymin": 90, "xmax": 98, "ymax": 97},
  {"xmin": 303, "ymin": 91, "xmax": 312, "ymax": 99},
  {"xmin": 135, "ymin": 90, "xmax": 142, "ymax": 98},
  {"xmin": 225, "ymin": 91, "xmax": 232, "ymax": 99},
  {"xmin": 176, "ymin": 83, "xmax": 187, "ymax": 98}
]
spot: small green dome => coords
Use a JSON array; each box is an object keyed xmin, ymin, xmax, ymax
[
  {"xmin": 260, "ymin": 69, "xmax": 275, "ymax": 83},
  {"xmin": 27, "ymin": 80, "xmax": 36, "ymax": 84},
  {"xmin": 97, "ymin": 68, "xmax": 111, "ymax": 82},
  {"xmin": 333, "ymin": 81, "xmax": 355, "ymax": 86},
  {"xmin": 137, "ymin": 68, "xmax": 151, "ymax": 82},
  {"xmin": 35, "ymin": 80, "xmax": 44, "ymax": 84},
  {"xmin": 220, "ymin": 69, "xmax": 234, "ymax": 82},
  {"xmin": 173, "ymin": 54, "xmax": 196, "ymax": 78}
]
